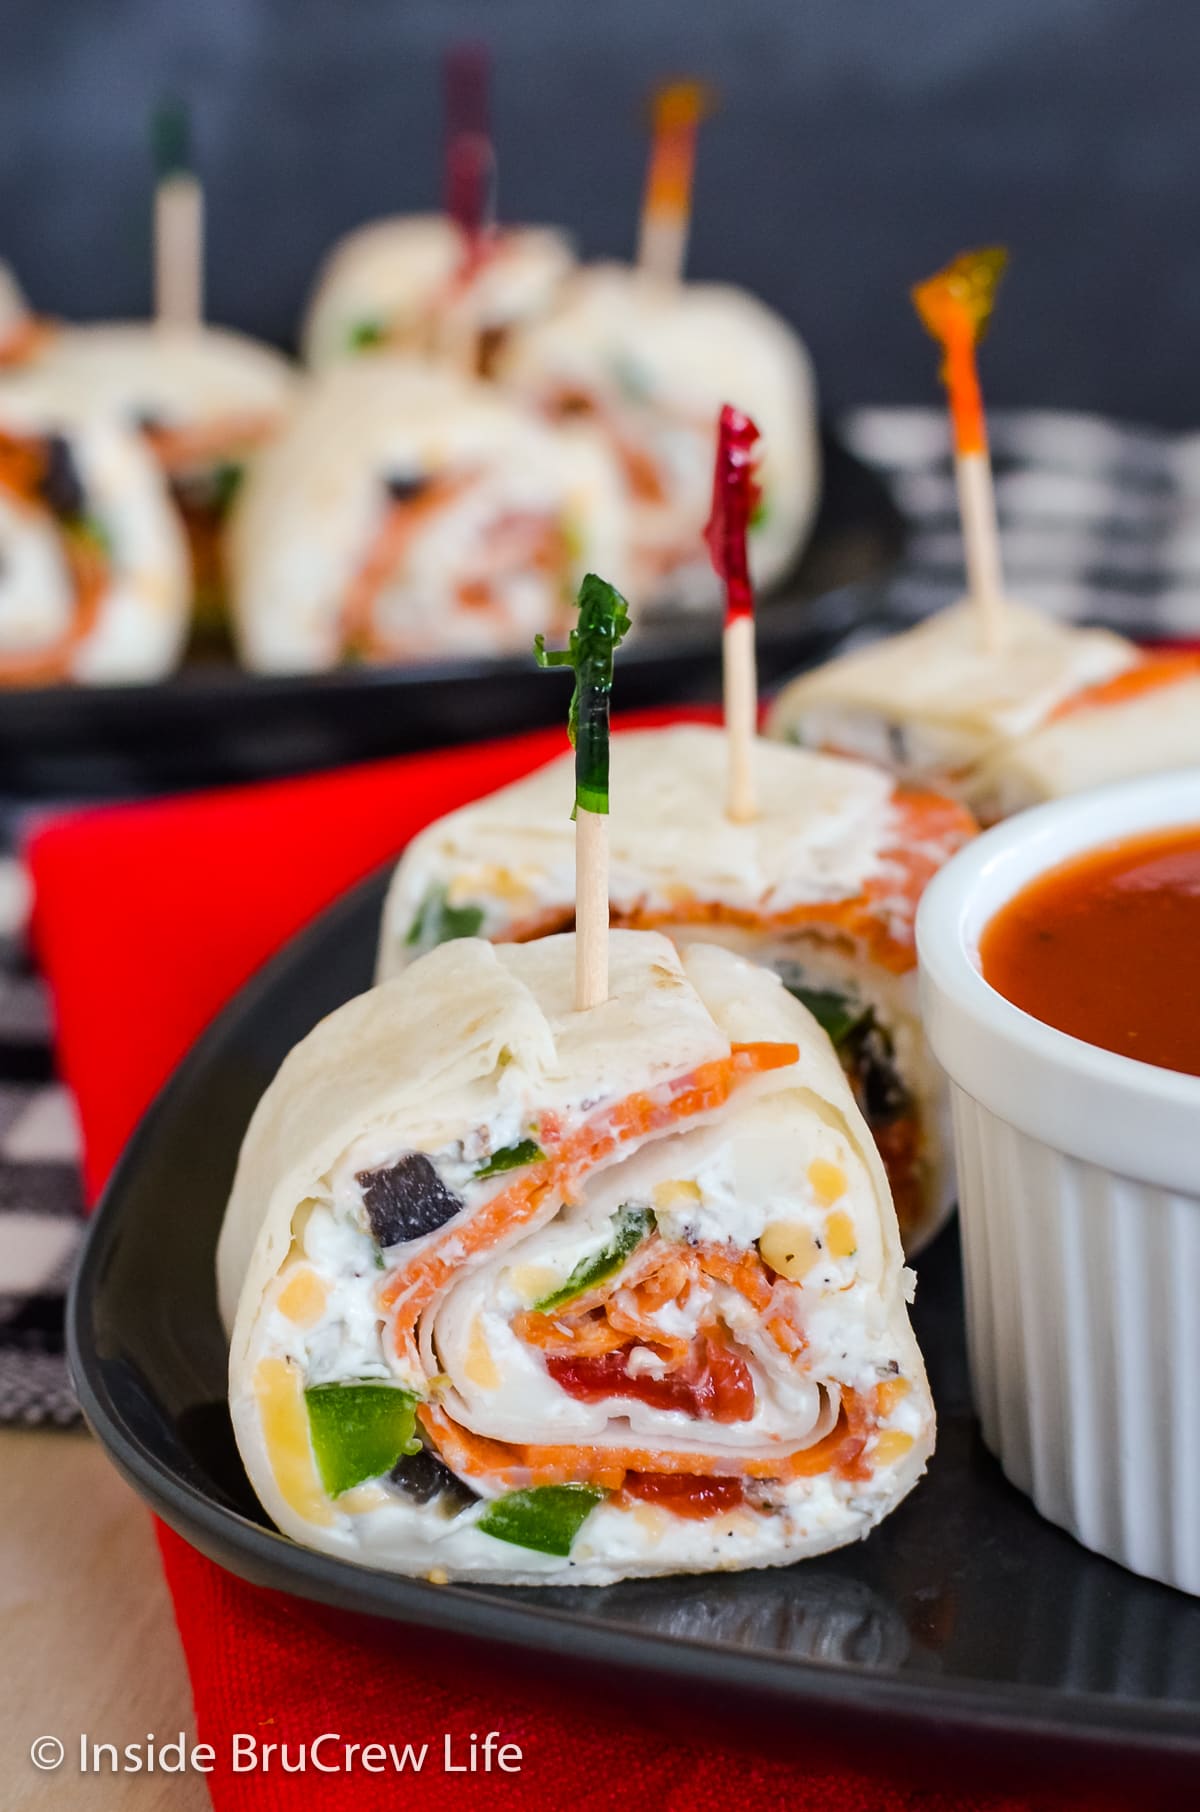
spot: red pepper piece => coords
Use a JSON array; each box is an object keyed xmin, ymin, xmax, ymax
[{"xmin": 546, "ymin": 1332, "xmax": 755, "ymax": 1424}]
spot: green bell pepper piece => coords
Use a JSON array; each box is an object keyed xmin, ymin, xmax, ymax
[
  {"xmin": 305, "ymin": 1382, "xmax": 421, "ymax": 1498},
  {"xmin": 474, "ymin": 1138, "xmax": 546, "ymax": 1180},
  {"xmin": 477, "ymin": 1484, "xmax": 606, "ymax": 1556},
  {"xmin": 533, "ymin": 1205, "xmax": 653, "ymax": 1312},
  {"xmin": 348, "ymin": 318, "xmax": 387, "ymax": 351}
]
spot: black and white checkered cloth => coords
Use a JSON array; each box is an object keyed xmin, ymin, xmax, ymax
[
  {"xmin": 842, "ymin": 405, "xmax": 1200, "ymax": 638},
  {"xmin": 2, "ymin": 404, "xmax": 1198, "ymax": 1430},
  {"xmin": 0, "ymin": 838, "xmax": 83, "ymax": 1426}
]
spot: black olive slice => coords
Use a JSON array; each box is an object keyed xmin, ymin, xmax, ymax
[
  {"xmin": 388, "ymin": 1445, "xmax": 478, "ymax": 1512},
  {"xmin": 384, "ymin": 473, "xmax": 430, "ymax": 504},
  {"xmin": 40, "ymin": 435, "xmax": 86, "ymax": 521},
  {"xmin": 357, "ymin": 1153, "xmax": 464, "ymax": 1247}
]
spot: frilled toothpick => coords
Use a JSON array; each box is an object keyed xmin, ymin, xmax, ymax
[
  {"xmin": 637, "ymin": 79, "xmax": 713, "ymax": 285},
  {"xmin": 705, "ymin": 403, "xmax": 762, "ymax": 823},
  {"xmin": 535, "ymin": 574, "xmax": 632, "ymax": 1010},
  {"xmin": 912, "ymin": 247, "xmax": 1009, "ymax": 652},
  {"xmin": 441, "ymin": 42, "xmax": 496, "ymax": 371}
]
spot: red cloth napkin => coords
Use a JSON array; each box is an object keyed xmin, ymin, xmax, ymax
[{"xmin": 29, "ymin": 722, "xmax": 1115, "ymax": 1812}]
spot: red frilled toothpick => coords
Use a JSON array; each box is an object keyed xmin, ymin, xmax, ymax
[
  {"xmin": 443, "ymin": 42, "xmax": 495, "ymax": 263},
  {"xmin": 445, "ymin": 134, "xmax": 493, "ymax": 257},
  {"xmin": 445, "ymin": 40, "xmax": 490, "ymax": 144},
  {"xmin": 441, "ymin": 42, "xmax": 496, "ymax": 369},
  {"xmin": 705, "ymin": 403, "xmax": 762, "ymax": 822}
]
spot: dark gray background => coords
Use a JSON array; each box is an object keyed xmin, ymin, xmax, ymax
[{"xmin": 3, "ymin": 0, "xmax": 1194, "ymax": 423}]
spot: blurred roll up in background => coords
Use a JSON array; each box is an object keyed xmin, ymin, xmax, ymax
[{"xmin": 4, "ymin": 0, "xmax": 1199, "ymax": 423}]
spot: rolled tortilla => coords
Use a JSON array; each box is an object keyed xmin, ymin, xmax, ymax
[
  {"xmin": 24, "ymin": 323, "xmax": 296, "ymax": 622},
  {"xmin": 219, "ymin": 931, "xmax": 934, "ymax": 1586},
  {"xmin": 302, "ymin": 214, "xmax": 575, "ymax": 374},
  {"xmin": 228, "ymin": 358, "xmax": 631, "ymax": 671},
  {"xmin": 0, "ymin": 379, "xmax": 190, "ymax": 684},
  {"xmin": 767, "ymin": 601, "xmax": 1138, "ymax": 821},
  {"xmin": 377, "ymin": 726, "xmax": 975, "ymax": 1253},
  {"xmin": 969, "ymin": 653, "xmax": 1200, "ymax": 821},
  {"xmin": 496, "ymin": 263, "xmax": 820, "ymax": 611},
  {"xmin": 0, "ymin": 264, "xmax": 47, "ymax": 366}
]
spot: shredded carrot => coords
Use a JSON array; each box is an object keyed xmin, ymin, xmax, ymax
[
  {"xmin": 0, "ymin": 433, "xmax": 109, "ymax": 686},
  {"xmin": 339, "ymin": 479, "xmax": 569, "ymax": 660},
  {"xmin": 514, "ymin": 1238, "xmax": 778, "ymax": 1364},
  {"xmin": 695, "ymin": 1243, "xmax": 774, "ymax": 1310},
  {"xmin": 419, "ymin": 1390, "xmax": 873, "ymax": 1493},
  {"xmin": 493, "ymin": 905, "xmax": 576, "ymax": 945},
  {"xmin": 1048, "ymin": 650, "xmax": 1200, "ymax": 724},
  {"xmin": 139, "ymin": 410, "xmax": 279, "ymax": 474},
  {"xmin": 339, "ymin": 473, "xmax": 475, "ymax": 660},
  {"xmin": 0, "ymin": 431, "xmax": 45, "ymax": 503},
  {"xmin": 378, "ymin": 1042, "xmax": 798, "ymax": 1374},
  {"xmin": 0, "ymin": 317, "xmax": 52, "ymax": 367},
  {"xmin": 496, "ymin": 788, "xmax": 975, "ymax": 975},
  {"xmin": 605, "ymin": 789, "xmax": 976, "ymax": 974}
]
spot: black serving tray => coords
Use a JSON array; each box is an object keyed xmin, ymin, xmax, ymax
[
  {"xmin": 0, "ymin": 427, "xmax": 900, "ymax": 797},
  {"xmin": 68, "ymin": 866, "xmax": 1200, "ymax": 1793}
]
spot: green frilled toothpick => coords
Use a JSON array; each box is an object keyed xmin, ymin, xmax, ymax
[
  {"xmin": 151, "ymin": 99, "xmax": 203, "ymax": 329},
  {"xmin": 534, "ymin": 573, "xmax": 631, "ymax": 1010}
]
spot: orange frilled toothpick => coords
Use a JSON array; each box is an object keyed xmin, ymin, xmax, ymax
[
  {"xmin": 637, "ymin": 79, "xmax": 715, "ymax": 285},
  {"xmin": 912, "ymin": 247, "xmax": 1009, "ymax": 652},
  {"xmin": 705, "ymin": 403, "xmax": 762, "ymax": 823}
]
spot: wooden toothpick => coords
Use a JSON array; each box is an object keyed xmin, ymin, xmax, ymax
[{"xmin": 573, "ymin": 803, "xmax": 609, "ymax": 1010}]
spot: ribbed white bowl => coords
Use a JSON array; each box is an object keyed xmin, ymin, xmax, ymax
[{"xmin": 917, "ymin": 770, "xmax": 1200, "ymax": 1596}]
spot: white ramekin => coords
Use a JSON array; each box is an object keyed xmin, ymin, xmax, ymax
[{"xmin": 916, "ymin": 768, "xmax": 1200, "ymax": 1597}]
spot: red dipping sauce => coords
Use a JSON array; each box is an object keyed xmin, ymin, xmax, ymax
[{"xmin": 979, "ymin": 823, "xmax": 1200, "ymax": 1078}]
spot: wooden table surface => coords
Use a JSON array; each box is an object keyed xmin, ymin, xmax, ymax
[{"xmin": 1, "ymin": 1426, "xmax": 209, "ymax": 1811}]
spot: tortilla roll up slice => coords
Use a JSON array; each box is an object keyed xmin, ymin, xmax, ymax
[
  {"xmin": 16, "ymin": 323, "xmax": 296, "ymax": 627},
  {"xmin": 218, "ymin": 932, "xmax": 934, "ymax": 1585},
  {"xmin": 766, "ymin": 601, "xmax": 1140, "ymax": 823},
  {"xmin": 228, "ymin": 359, "xmax": 630, "ymax": 671},
  {"xmin": 967, "ymin": 650, "xmax": 1200, "ymax": 821},
  {"xmin": 301, "ymin": 214, "xmax": 576, "ymax": 375},
  {"xmin": 496, "ymin": 264, "xmax": 820, "ymax": 613},
  {"xmin": 0, "ymin": 263, "xmax": 49, "ymax": 367},
  {"xmin": 0, "ymin": 379, "xmax": 190, "ymax": 684},
  {"xmin": 377, "ymin": 726, "xmax": 976, "ymax": 1254}
]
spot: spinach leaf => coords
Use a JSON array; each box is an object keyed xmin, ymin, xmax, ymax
[{"xmin": 405, "ymin": 885, "xmax": 485, "ymax": 950}]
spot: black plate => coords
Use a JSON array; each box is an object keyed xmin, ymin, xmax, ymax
[
  {"xmin": 68, "ymin": 867, "xmax": 1200, "ymax": 1788},
  {"xmin": 0, "ymin": 428, "xmax": 900, "ymax": 797}
]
